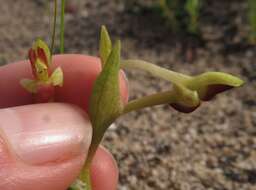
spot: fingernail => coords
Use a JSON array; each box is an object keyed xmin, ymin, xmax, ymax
[
  {"xmin": 0, "ymin": 104, "xmax": 92, "ymax": 165},
  {"xmin": 120, "ymin": 70, "xmax": 129, "ymax": 86},
  {"xmin": 120, "ymin": 70, "xmax": 129, "ymax": 104}
]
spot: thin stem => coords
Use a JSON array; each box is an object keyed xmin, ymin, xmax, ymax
[
  {"xmin": 60, "ymin": 0, "xmax": 66, "ymax": 53},
  {"xmin": 121, "ymin": 59, "xmax": 191, "ymax": 85},
  {"xmin": 50, "ymin": 0, "xmax": 57, "ymax": 55},
  {"xmin": 69, "ymin": 167, "xmax": 91, "ymax": 190},
  {"xmin": 123, "ymin": 90, "xmax": 176, "ymax": 114}
]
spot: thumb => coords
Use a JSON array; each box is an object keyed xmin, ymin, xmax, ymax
[{"xmin": 0, "ymin": 103, "xmax": 92, "ymax": 190}]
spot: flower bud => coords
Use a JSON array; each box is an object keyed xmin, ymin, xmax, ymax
[{"xmin": 20, "ymin": 39, "xmax": 63, "ymax": 102}]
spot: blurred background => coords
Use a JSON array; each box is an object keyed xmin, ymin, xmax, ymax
[{"xmin": 0, "ymin": 0, "xmax": 255, "ymax": 189}]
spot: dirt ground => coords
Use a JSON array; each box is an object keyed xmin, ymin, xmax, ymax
[{"xmin": 0, "ymin": 0, "xmax": 255, "ymax": 190}]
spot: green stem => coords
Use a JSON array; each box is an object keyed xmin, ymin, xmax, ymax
[
  {"xmin": 50, "ymin": 0, "xmax": 57, "ymax": 55},
  {"xmin": 69, "ymin": 163, "xmax": 91, "ymax": 190},
  {"xmin": 121, "ymin": 59, "xmax": 191, "ymax": 85},
  {"xmin": 69, "ymin": 129, "xmax": 105, "ymax": 190},
  {"xmin": 123, "ymin": 90, "xmax": 176, "ymax": 114},
  {"xmin": 60, "ymin": 0, "xmax": 66, "ymax": 53}
]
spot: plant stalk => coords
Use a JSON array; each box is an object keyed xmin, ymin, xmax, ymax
[
  {"xmin": 50, "ymin": 0, "xmax": 58, "ymax": 55},
  {"xmin": 123, "ymin": 90, "xmax": 176, "ymax": 114},
  {"xmin": 60, "ymin": 0, "xmax": 66, "ymax": 53},
  {"xmin": 121, "ymin": 59, "xmax": 191, "ymax": 85}
]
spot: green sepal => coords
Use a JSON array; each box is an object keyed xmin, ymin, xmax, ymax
[
  {"xmin": 99, "ymin": 25, "xmax": 112, "ymax": 67},
  {"xmin": 186, "ymin": 72, "xmax": 244, "ymax": 101},
  {"xmin": 50, "ymin": 67, "xmax": 64, "ymax": 86},
  {"xmin": 20, "ymin": 79, "xmax": 38, "ymax": 93}
]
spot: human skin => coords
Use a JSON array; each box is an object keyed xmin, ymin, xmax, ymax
[{"xmin": 0, "ymin": 55, "xmax": 129, "ymax": 190}]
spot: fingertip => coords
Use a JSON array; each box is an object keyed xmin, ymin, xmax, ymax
[
  {"xmin": 0, "ymin": 103, "xmax": 92, "ymax": 190},
  {"xmin": 91, "ymin": 147, "xmax": 119, "ymax": 190}
]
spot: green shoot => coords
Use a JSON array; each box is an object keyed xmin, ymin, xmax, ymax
[
  {"xmin": 185, "ymin": 0, "xmax": 202, "ymax": 34},
  {"xmin": 60, "ymin": 0, "xmax": 66, "ymax": 53},
  {"xmin": 50, "ymin": 0, "xmax": 57, "ymax": 55},
  {"xmin": 248, "ymin": 0, "xmax": 256, "ymax": 44}
]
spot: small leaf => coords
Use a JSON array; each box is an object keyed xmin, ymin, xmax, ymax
[
  {"xmin": 186, "ymin": 72, "xmax": 244, "ymax": 101},
  {"xmin": 99, "ymin": 26, "xmax": 112, "ymax": 67},
  {"xmin": 20, "ymin": 79, "xmax": 37, "ymax": 93},
  {"xmin": 50, "ymin": 67, "xmax": 64, "ymax": 86},
  {"xmin": 89, "ymin": 40, "xmax": 123, "ymax": 148}
]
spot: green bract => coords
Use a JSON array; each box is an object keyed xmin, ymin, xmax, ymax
[
  {"xmin": 71, "ymin": 27, "xmax": 124, "ymax": 190},
  {"xmin": 89, "ymin": 40, "xmax": 123, "ymax": 146}
]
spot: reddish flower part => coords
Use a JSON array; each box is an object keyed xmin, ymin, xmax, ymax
[
  {"xmin": 37, "ymin": 47, "xmax": 49, "ymax": 66},
  {"xmin": 32, "ymin": 83, "xmax": 55, "ymax": 103},
  {"xmin": 170, "ymin": 102, "xmax": 200, "ymax": 113},
  {"xmin": 20, "ymin": 39, "xmax": 63, "ymax": 103},
  {"xmin": 28, "ymin": 48, "xmax": 37, "ymax": 77},
  {"xmin": 202, "ymin": 84, "xmax": 234, "ymax": 101}
]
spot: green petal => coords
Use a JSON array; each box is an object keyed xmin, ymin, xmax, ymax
[
  {"xmin": 99, "ymin": 26, "xmax": 112, "ymax": 67},
  {"xmin": 20, "ymin": 79, "xmax": 37, "ymax": 93},
  {"xmin": 50, "ymin": 67, "xmax": 64, "ymax": 86}
]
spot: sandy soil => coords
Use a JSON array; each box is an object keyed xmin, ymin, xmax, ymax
[{"xmin": 0, "ymin": 0, "xmax": 255, "ymax": 190}]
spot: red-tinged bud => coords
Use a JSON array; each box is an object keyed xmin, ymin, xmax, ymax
[{"xmin": 21, "ymin": 39, "xmax": 63, "ymax": 103}]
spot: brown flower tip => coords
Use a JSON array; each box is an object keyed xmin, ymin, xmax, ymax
[{"xmin": 169, "ymin": 102, "xmax": 200, "ymax": 113}]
